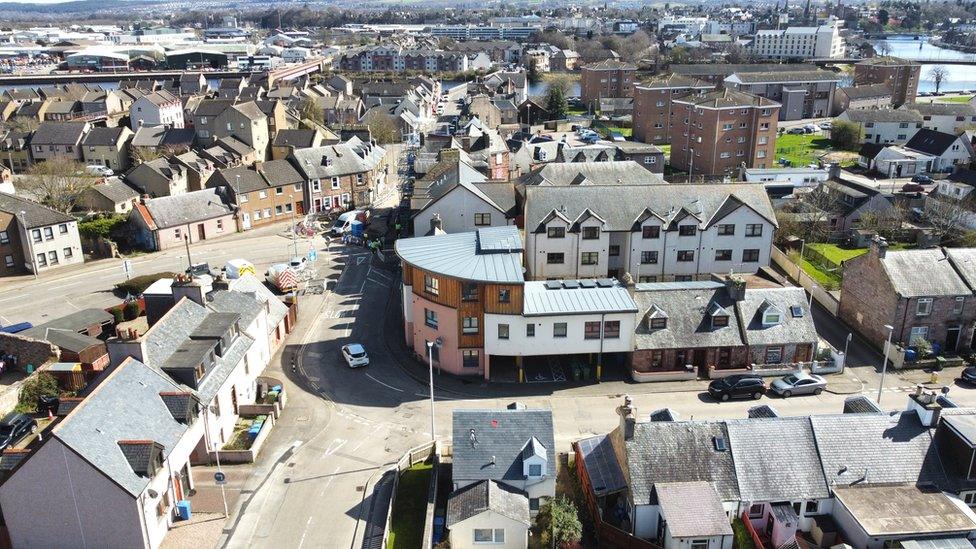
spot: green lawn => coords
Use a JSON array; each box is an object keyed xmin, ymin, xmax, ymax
[
  {"xmin": 605, "ymin": 126, "xmax": 632, "ymax": 137},
  {"xmin": 940, "ymin": 95, "xmax": 974, "ymax": 103},
  {"xmin": 796, "ymin": 254, "xmax": 842, "ymax": 290},
  {"xmin": 387, "ymin": 461, "xmax": 432, "ymax": 549},
  {"xmin": 774, "ymin": 134, "xmax": 832, "ymax": 167},
  {"xmin": 806, "ymin": 243, "xmax": 869, "ymax": 264}
]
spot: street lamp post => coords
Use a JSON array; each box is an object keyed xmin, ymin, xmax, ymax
[
  {"xmin": 843, "ymin": 332, "xmax": 852, "ymax": 372},
  {"xmin": 877, "ymin": 324, "xmax": 894, "ymax": 405},
  {"xmin": 426, "ymin": 337, "xmax": 443, "ymax": 442}
]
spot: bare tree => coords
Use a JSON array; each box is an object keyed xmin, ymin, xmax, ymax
[
  {"xmin": 366, "ymin": 112, "xmax": 400, "ymax": 145},
  {"xmin": 929, "ymin": 65, "xmax": 950, "ymax": 94},
  {"xmin": 20, "ymin": 158, "xmax": 97, "ymax": 214},
  {"xmin": 926, "ymin": 194, "xmax": 973, "ymax": 242},
  {"xmin": 3, "ymin": 116, "xmax": 38, "ymax": 133},
  {"xmin": 858, "ymin": 206, "xmax": 907, "ymax": 239},
  {"xmin": 129, "ymin": 144, "xmax": 187, "ymax": 166},
  {"xmin": 775, "ymin": 186, "xmax": 837, "ymax": 245},
  {"xmin": 875, "ymin": 41, "xmax": 892, "ymax": 57}
]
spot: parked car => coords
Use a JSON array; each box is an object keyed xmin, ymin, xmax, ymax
[
  {"xmin": 707, "ymin": 375, "xmax": 767, "ymax": 401},
  {"xmin": 769, "ymin": 372, "xmax": 827, "ymax": 397},
  {"xmin": 341, "ymin": 343, "xmax": 369, "ymax": 368},
  {"xmin": 289, "ymin": 256, "xmax": 308, "ymax": 272},
  {"xmin": 960, "ymin": 365, "xmax": 976, "ymax": 385},
  {"xmin": 911, "ymin": 174, "xmax": 934, "ymax": 184},
  {"xmin": 803, "ymin": 124, "xmax": 820, "ymax": 133},
  {"xmin": 819, "ymin": 121, "xmax": 832, "ymax": 130},
  {"xmin": 0, "ymin": 412, "xmax": 37, "ymax": 452},
  {"xmin": 787, "ymin": 127, "xmax": 806, "ymax": 135},
  {"xmin": 85, "ymin": 165, "xmax": 113, "ymax": 177}
]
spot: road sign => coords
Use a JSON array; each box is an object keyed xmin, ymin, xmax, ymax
[
  {"xmin": 121, "ymin": 260, "xmax": 134, "ymax": 280},
  {"xmin": 308, "ymin": 248, "xmax": 317, "ymax": 262},
  {"xmin": 214, "ymin": 471, "xmax": 226, "ymax": 485}
]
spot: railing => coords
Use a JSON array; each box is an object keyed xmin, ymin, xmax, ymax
[{"xmin": 740, "ymin": 511, "xmax": 767, "ymax": 549}]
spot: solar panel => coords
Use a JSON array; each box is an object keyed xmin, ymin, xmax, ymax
[
  {"xmin": 596, "ymin": 278, "xmax": 614, "ymax": 288},
  {"xmin": 562, "ymin": 280, "xmax": 580, "ymax": 289},
  {"xmin": 579, "ymin": 279, "xmax": 597, "ymax": 288},
  {"xmin": 544, "ymin": 280, "xmax": 561, "ymax": 290},
  {"xmin": 577, "ymin": 435, "xmax": 627, "ymax": 497}
]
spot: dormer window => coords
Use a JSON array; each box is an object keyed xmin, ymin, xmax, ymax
[
  {"xmin": 582, "ymin": 226, "xmax": 600, "ymax": 239},
  {"xmin": 651, "ymin": 318, "xmax": 667, "ymax": 329},
  {"xmin": 679, "ymin": 225, "xmax": 696, "ymax": 236},
  {"xmin": 529, "ymin": 464, "xmax": 542, "ymax": 476},
  {"xmin": 712, "ymin": 314, "xmax": 729, "ymax": 328},
  {"xmin": 547, "ymin": 226, "xmax": 565, "ymax": 238},
  {"xmin": 763, "ymin": 312, "xmax": 781, "ymax": 326}
]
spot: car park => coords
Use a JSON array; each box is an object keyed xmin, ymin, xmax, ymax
[
  {"xmin": 707, "ymin": 374, "xmax": 767, "ymax": 401},
  {"xmin": 769, "ymin": 372, "xmax": 826, "ymax": 397},
  {"xmin": 0, "ymin": 413, "xmax": 37, "ymax": 452},
  {"xmin": 341, "ymin": 343, "xmax": 369, "ymax": 368}
]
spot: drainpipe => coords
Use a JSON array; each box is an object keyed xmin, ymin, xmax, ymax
[{"xmin": 597, "ymin": 312, "xmax": 606, "ymax": 381}]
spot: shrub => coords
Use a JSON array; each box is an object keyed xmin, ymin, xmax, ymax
[
  {"xmin": 536, "ymin": 495, "xmax": 583, "ymax": 548},
  {"xmin": 15, "ymin": 372, "xmax": 59, "ymax": 414},
  {"xmin": 78, "ymin": 214, "xmax": 126, "ymax": 240},
  {"xmin": 122, "ymin": 300, "xmax": 141, "ymax": 321},
  {"xmin": 114, "ymin": 272, "xmax": 178, "ymax": 296},
  {"xmin": 108, "ymin": 305, "xmax": 125, "ymax": 323}
]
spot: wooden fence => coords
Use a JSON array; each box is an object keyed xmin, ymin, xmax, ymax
[{"xmin": 771, "ymin": 246, "xmax": 840, "ymax": 316}]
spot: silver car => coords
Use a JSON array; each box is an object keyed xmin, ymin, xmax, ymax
[{"xmin": 770, "ymin": 372, "xmax": 826, "ymax": 398}]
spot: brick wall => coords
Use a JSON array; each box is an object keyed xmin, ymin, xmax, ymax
[{"xmin": 0, "ymin": 333, "xmax": 59, "ymax": 371}]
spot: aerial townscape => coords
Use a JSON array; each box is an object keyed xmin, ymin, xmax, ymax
[{"xmin": 10, "ymin": 1, "xmax": 976, "ymax": 548}]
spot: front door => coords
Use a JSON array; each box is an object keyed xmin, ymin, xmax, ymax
[
  {"xmin": 947, "ymin": 327, "xmax": 961, "ymax": 353},
  {"xmin": 242, "ymin": 212, "xmax": 251, "ymax": 230},
  {"xmin": 197, "ymin": 223, "xmax": 206, "ymax": 241},
  {"xmin": 795, "ymin": 344, "xmax": 812, "ymax": 363},
  {"xmin": 693, "ymin": 349, "xmax": 707, "ymax": 377}
]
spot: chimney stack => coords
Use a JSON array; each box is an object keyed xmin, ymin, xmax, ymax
[
  {"xmin": 871, "ymin": 235, "xmax": 888, "ymax": 259},
  {"xmin": 617, "ymin": 395, "xmax": 637, "ymax": 441},
  {"xmin": 430, "ymin": 214, "xmax": 443, "ymax": 233},
  {"xmin": 726, "ymin": 275, "xmax": 747, "ymax": 302}
]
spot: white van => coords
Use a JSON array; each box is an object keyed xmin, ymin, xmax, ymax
[{"xmin": 331, "ymin": 211, "xmax": 362, "ymax": 236}]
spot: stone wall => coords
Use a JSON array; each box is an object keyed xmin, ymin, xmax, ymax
[{"xmin": 0, "ymin": 333, "xmax": 59, "ymax": 372}]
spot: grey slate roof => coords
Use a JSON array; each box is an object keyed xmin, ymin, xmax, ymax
[
  {"xmin": 843, "ymin": 395, "xmax": 883, "ymax": 414},
  {"xmin": 82, "ymin": 126, "xmax": 127, "ymax": 147},
  {"xmin": 843, "ymin": 109, "xmax": 924, "ymax": 124},
  {"xmin": 213, "ymin": 166, "xmax": 269, "ymax": 194},
  {"xmin": 905, "ymin": 128, "xmax": 962, "ymax": 156},
  {"xmin": 195, "ymin": 332, "xmax": 253, "ymax": 403},
  {"xmin": 395, "ymin": 226, "xmax": 524, "ymax": 284},
  {"xmin": 522, "ymin": 280, "xmax": 637, "ymax": 316},
  {"xmin": 260, "ymin": 159, "xmax": 305, "ymax": 187},
  {"xmin": 31, "ymin": 121, "xmax": 87, "ymax": 145},
  {"xmin": 725, "ymin": 417, "xmax": 830, "ymax": 501},
  {"xmin": 142, "ymin": 298, "xmax": 210, "ymax": 367},
  {"xmin": 674, "ymin": 89, "xmax": 780, "ymax": 109},
  {"xmin": 654, "ymin": 482, "xmax": 733, "ymax": 538},
  {"xmin": 519, "ymin": 161, "xmax": 665, "ymax": 187},
  {"xmin": 879, "ymin": 248, "xmax": 970, "ymax": 297},
  {"xmin": 728, "ymin": 70, "xmax": 841, "ymax": 84},
  {"xmin": 90, "ymin": 178, "xmax": 139, "ymax": 204},
  {"xmin": 451, "ymin": 408, "xmax": 555, "ymax": 484},
  {"xmin": 672, "ymin": 63, "xmax": 818, "ymax": 76},
  {"xmin": 0, "ymin": 192, "xmax": 74, "ymax": 229},
  {"xmin": 524, "ymin": 184, "xmax": 775, "ymax": 235},
  {"xmin": 228, "ymin": 275, "xmax": 289, "ymax": 330},
  {"xmin": 624, "ymin": 420, "xmax": 740, "ymax": 504},
  {"xmin": 909, "ymin": 102, "xmax": 976, "ymax": 117},
  {"xmin": 272, "ymin": 129, "xmax": 318, "ymax": 148},
  {"xmin": 633, "ymin": 283, "xmax": 744, "ymax": 350},
  {"xmin": 946, "ymin": 248, "xmax": 976, "ymax": 293},
  {"xmin": 208, "ymin": 290, "xmax": 264, "ymax": 328},
  {"xmin": 290, "ymin": 144, "xmax": 372, "ymax": 179},
  {"xmin": 472, "ymin": 182, "xmax": 517, "ymax": 215},
  {"xmin": 810, "ymin": 412, "xmax": 947, "ymax": 488},
  {"xmin": 839, "ymin": 83, "xmax": 892, "ymax": 99},
  {"xmin": 446, "ymin": 480, "xmax": 530, "ymax": 527},
  {"xmin": 51, "ymin": 358, "xmax": 190, "ymax": 497},
  {"xmin": 143, "ymin": 188, "xmax": 234, "ymax": 229},
  {"xmin": 737, "ymin": 287, "xmax": 818, "ymax": 347}
]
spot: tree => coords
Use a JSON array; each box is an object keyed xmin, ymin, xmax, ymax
[
  {"xmin": 858, "ymin": 206, "xmax": 907, "ymax": 239},
  {"xmin": 877, "ymin": 8, "xmax": 890, "ymax": 26},
  {"xmin": 875, "ymin": 41, "xmax": 892, "ymax": 57},
  {"xmin": 20, "ymin": 158, "xmax": 96, "ymax": 214},
  {"xmin": 929, "ymin": 65, "xmax": 950, "ymax": 94},
  {"xmin": 3, "ymin": 116, "xmax": 38, "ymax": 133},
  {"xmin": 545, "ymin": 83, "xmax": 568, "ymax": 120},
  {"xmin": 830, "ymin": 120, "xmax": 864, "ymax": 151},
  {"xmin": 535, "ymin": 496, "xmax": 582, "ymax": 548},
  {"xmin": 299, "ymin": 97, "xmax": 326, "ymax": 126},
  {"xmin": 366, "ymin": 112, "xmax": 400, "ymax": 145},
  {"xmin": 16, "ymin": 372, "xmax": 59, "ymax": 413},
  {"xmin": 926, "ymin": 194, "xmax": 973, "ymax": 242},
  {"xmin": 527, "ymin": 58, "xmax": 541, "ymax": 84}
]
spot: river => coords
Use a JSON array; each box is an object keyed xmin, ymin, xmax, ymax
[{"xmin": 868, "ymin": 35, "xmax": 976, "ymax": 92}]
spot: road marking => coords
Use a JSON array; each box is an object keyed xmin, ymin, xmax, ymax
[
  {"xmin": 297, "ymin": 516, "xmax": 313, "ymax": 549},
  {"xmin": 325, "ymin": 439, "xmax": 347, "ymax": 456},
  {"xmin": 366, "ymin": 373, "xmax": 404, "ymax": 392},
  {"xmin": 356, "ymin": 256, "xmax": 368, "ymax": 265},
  {"xmin": 307, "ymin": 352, "xmax": 322, "ymax": 358}
]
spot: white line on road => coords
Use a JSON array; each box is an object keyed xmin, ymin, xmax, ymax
[
  {"xmin": 297, "ymin": 516, "xmax": 313, "ymax": 549},
  {"xmin": 325, "ymin": 439, "xmax": 347, "ymax": 456},
  {"xmin": 366, "ymin": 373, "xmax": 404, "ymax": 392}
]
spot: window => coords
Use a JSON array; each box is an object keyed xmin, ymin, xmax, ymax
[
  {"xmin": 745, "ymin": 224, "xmax": 763, "ymax": 237},
  {"xmin": 263, "ymin": 208, "xmax": 271, "ymax": 218},
  {"xmin": 529, "ymin": 497, "xmax": 540, "ymax": 511},
  {"xmin": 253, "ymin": 210, "xmax": 262, "ymax": 220},
  {"xmin": 720, "ymin": 152, "xmax": 731, "ymax": 159},
  {"xmin": 717, "ymin": 224, "xmax": 735, "ymax": 236},
  {"xmin": 650, "ymin": 317, "xmax": 667, "ymax": 329},
  {"xmin": 498, "ymin": 324, "xmax": 509, "ymax": 340},
  {"xmin": 584, "ymin": 321, "xmax": 601, "ymax": 340},
  {"xmin": 677, "ymin": 250, "xmax": 694, "ymax": 262},
  {"xmin": 462, "ymin": 282, "xmax": 478, "ymax": 301},
  {"xmin": 276, "ymin": 187, "xmax": 284, "ymax": 195},
  {"xmin": 748, "ymin": 504, "xmax": 764, "ymax": 519},
  {"xmin": 581, "ymin": 252, "xmax": 599, "ymax": 265},
  {"xmin": 474, "ymin": 529, "xmax": 505, "ymax": 543},
  {"xmin": 763, "ymin": 312, "xmax": 781, "ymax": 325},
  {"xmin": 805, "ymin": 500, "xmax": 820, "ymax": 515},
  {"xmin": 63, "ymin": 247, "xmax": 73, "ymax": 258},
  {"xmin": 715, "ymin": 249, "xmax": 732, "ymax": 261},
  {"xmin": 43, "ymin": 227, "xmax": 53, "ymax": 240},
  {"xmin": 640, "ymin": 251, "xmax": 658, "ymax": 264},
  {"xmin": 690, "ymin": 541, "xmax": 709, "ymax": 549},
  {"xmin": 356, "ymin": 173, "xmax": 364, "ymax": 186},
  {"xmin": 47, "ymin": 250, "xmax": 57, "ymax": 265},
  {"xmin": 712, "ymin": 314, "xmax": 729, "ymax": 328},
  {"xmin": 241, "ymin": 194, "xmax": 249, "ymax": 203},
  {"xmin": 424, "ymin": 275, "xmax": 439, "ymax": 295},
  {"xmin": 58, "ymin": 224, "xmax": 68, "ymax": 234},
  {"xmin": 954, "ymin": 296, "xmax": 966, "ymax": 315},
  {"xmin": 679, "ymin": 225, "xmax": 696, "ymax": 236},
  {"xmin": 910, "ymin": 326, "xmax": 929, "ymax": 345},
  {"xmin": 36, "ymin": 252, "xmax": 46, "ymax": 267},
  {"xmin": 462, "ymin": 317, "xmax": 479, "ymax": 334},
  {"xmin": 642, "ymin": 226, "xmax": 660, "ymax": 239},
  {"xmin": 312, "ymin": 179, "xmax": 321, "ymax": 192},
  {"xmin": 498, "ymin": 288, "xmax": 510, "ymax": 303},
  {"xmin": 581, "ymin": 226, "xmax": 600, "ymax": 239},
  {"xmin": 0, "ymin": 231, "xmax": 7, "ymax": 244},
  {"xmin": 275, "ymin": 205, "xmax": 283, "ymax": 215},
  {"xmin": 553, "ymin": 323, "xmax": 567, "ymax": 337},
  {"xmin": 743, "ymin": 249, "xmax": 760, "ymax": 262},
  {"xmin": 462, "ymin": 350, "xmax": 479, "ymax": 368},
  {"xmin": 3, "ymin": 255, "xmax": 12, "ymax": 267},
  {"xmin": 259, "ymin": 190, "xmax": 267, "ymax": 199},
  {"xmin": 528, "ymin": 464, "xmax": 542, "ymax": 477},
  {"xmin": 916, "ymin": 298, "xmax": 933, "ymax": 316},
  {"xmin": 526, "ymin": 324, "xmax": 535, "ymax": 337},
  {"xmin": 547, "ymin": 226, "xmax": 565, "ymax": 238},
  {"xmin": 604, "ymin": 320, "xmax": 620, "ymax": 338},
  {"xmin": 331, "ymin": 177, "xmax": 340, "ymax": 190},
  {"xmin": 474, "ymin": 213, "xmax": 491, "ymax": 226},
  {"xmin": 765, "ymin": 346, "xmax": 783, "ymax": 364},
  {"xmin": 424, "ymin": 309, "xmax": 438, "ymax": 328},
  {"xmin": 609, "ymin": 245, "xmax": 620, "ymax": 257},
  {"xmin": 644, "ymin": 155, "xmax": 657, "ymax": 164},
  {"xmin": 547, "ymin": 252, "xmax": 564, "ymax": 264}
]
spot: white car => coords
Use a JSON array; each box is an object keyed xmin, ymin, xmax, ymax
[
  {"xmin": 289, "ymin": 256, "xmax": 308, "ymax": 272},
  {"xmin": 85, "ymin": 165, "xmax": 113, "ymax": 177},
  {"xmin": 341, "ymin": 343, "xmax": 369, "ymax": 368}
]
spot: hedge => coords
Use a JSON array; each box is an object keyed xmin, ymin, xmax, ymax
[{"xmin": 114, "ymin": 272, "xmax": 178, "ymax": 296}]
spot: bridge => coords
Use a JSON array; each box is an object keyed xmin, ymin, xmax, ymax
[{"xmin": 812, "ymin": 57, "xmax": 976, "ymax": 66}]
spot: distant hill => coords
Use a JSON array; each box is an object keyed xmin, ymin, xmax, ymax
[{"xmin": 0, "ymin": 0, "xmax": 154, "ymax": 12}]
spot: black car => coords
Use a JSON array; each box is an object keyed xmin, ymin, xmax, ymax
[
  {"xmin": 0, "ymin": 412, "xmax": 36, "ymax": 452},
  {"xmin": 708, "ymin": 375, "xmax": 767, "ymax": 401},
  {"xmin": 911, "ymin": 174, "xmax": 934, "ymax": 184},
  {"xmin": 960, "ymin": 366, "xmax": 976, "ymax": 385}
]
